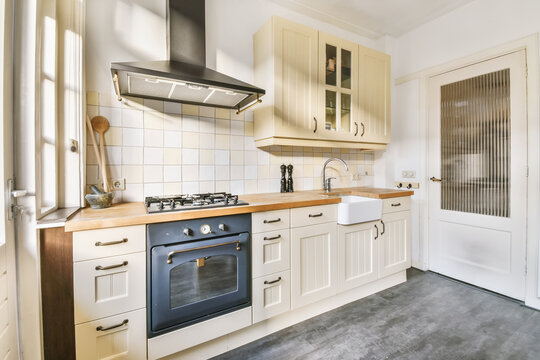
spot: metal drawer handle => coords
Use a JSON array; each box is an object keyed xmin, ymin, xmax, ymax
[
  {"xmin": 95, "ymin": 238, "xmax": 128, "ymax": 247},
  {"xmin": 95, "ymin": 261, "xmax": 128, "ymax": 271},
  {"xmin": 264, "ymin": 277, "xmax": 282, "ymax": 285},
  {"xmin": 263, "ymin": 234, "xmax": 282, "ymax": 241},
  {"xmin": 354, "ymin": 122, "xmax": 358, "ymax": 136},
  {"xmin": 360, "ymin": 122, "xmax": 365, "ymax": 136},
  {"xmin": 309, "ymin": 213, "xmax": 323, "ymax": 218},
  {"xmin": 391, "ymin": 203, "xmax": 401, "ymax": 207},
  {"xmin": 263, "ymin": 218, "xmax": 281, "ymax": 224},
  {"xmin": 167, "ymin": 240, "xmax": 241, "ymax": 264},
  {"xmin": 313, "ymin": 117, "xmax": 317, "ymax": 133},
  {"xmin": 380, "ymin": 220, "xmax": 385, "ymax": 235},
  {"xmin": 96, "ymin": 319, "xmax": 128, "ymax": 332},
  {"xmin": 374, "ymin": 224, "xmax": 379, "ymax": 240}
]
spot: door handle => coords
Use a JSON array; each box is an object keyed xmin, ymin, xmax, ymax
[
  {"xmin": 354, "ymin": 122, "xmax": 358, "ymax": 136},
  {"xmin": 374, "ymin": 224, "xmax": 379, "ymax": 239},
  {"xmin": 95, "ymin": 261, "xmax": 128, "ymax": 271},
  {"xmin": 380, "ymin": 220, "xmax": 385, "ymax": 235},
  {"xmin": 96, "ymin": 319, "xmax": 129, "ymax": 332},
  {"xmin": 263, "ymin": 218, "xmax": 281, "ymax": 224},
  {"xmin": 430, "ymin": 177, "xmax": 443, "ymax": 182},
  {"xmin": 309, "ymin": 213, "xmax": 323, "ymax": 218},
  {"xmin": 263, "ymin": 234, "xmax": 282, "ymax": 241},
  {"xmin": 360, "ymin": 122, "xmax": 365, "ymax": 136},
  {"xmin": 95, "ymin": 238, "xmax": 128, "ymax": 247},
  {"xmin": 264, "ymin": 277, "xmax": 282, "ymax": 285},
  {"xmin": 313, "ymin": 117, "xmax": 318, "ymax": 133}
]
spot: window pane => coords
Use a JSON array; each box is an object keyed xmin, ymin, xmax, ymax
[
  {"xmin": 440, "ymin": 68, "xmax": 510, "ymax": 217},
  {"xmin": 325, "ymin": 44, "xmax": 337, "ymax": 86},
  {"xmin": 325, "ymin": 90, "xmax": 336, "ymax": 131},
  {"xmin": 341, "ymin": 93, "xmax": 351, "ymax": 132},
  {"xmin": 341, "ymin": 49, "xmax": 351, "ymax": 89}
]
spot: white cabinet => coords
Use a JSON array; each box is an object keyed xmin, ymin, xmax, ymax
[
  {"xmin": 252, "ymin": 270, "xmax": 291, "ymax": 323},
  {"xmin": 73, "ymin": 252, "xmax": 146, "ymax": 324},
  {"xmin": 337, "ymin": 221, "xmax": 378, "ymax": 291},
  {"xmin": 73, "ymin": 225, "xmax": 147, "ymax": 359},
  {"xmin": 75, "ymin": 308, "xmax": 146, "ymax": 360},
  {"xmin": 252, "ymin": 230, "xmax": 290, "ymax": 278},
  {"xmin": 379, "ymin": 211, "xmax": 411, "ymax": 278},
  {"xmin": 291, "ymin": 222, "xmax": 338, "ymax": 309}
]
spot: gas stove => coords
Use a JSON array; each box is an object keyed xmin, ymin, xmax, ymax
[{"xmin": 144, "ymin": 192, "xmax": 249, "ymax": 214}]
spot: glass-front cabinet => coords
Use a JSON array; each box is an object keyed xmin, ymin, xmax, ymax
[{"xmin": 318, "ymin": 32, "xmax": 358, "ymax": 141}]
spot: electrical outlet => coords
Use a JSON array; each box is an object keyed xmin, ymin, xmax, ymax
[{"xmin": 110, "ymin": 178, "xmax": 126, "ymax": 191}]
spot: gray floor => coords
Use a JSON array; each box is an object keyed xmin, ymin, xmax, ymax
[{"xmin": 213, "ymin": 269, "xmax": 540, "ymax": 360}]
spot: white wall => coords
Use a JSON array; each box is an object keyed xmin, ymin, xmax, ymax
[{"xmin": 386, "ymin": 0, "xmax": 540, "ymax": 304}]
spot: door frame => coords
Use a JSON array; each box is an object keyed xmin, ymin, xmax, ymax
[{"xmin": 396, "ymin": 34, "xmax": 540, "ymax": 310}]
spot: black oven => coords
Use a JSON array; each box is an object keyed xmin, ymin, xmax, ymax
[{"xmin": 147, "ymin": 214, "xmax": 251, "ymax": 338}]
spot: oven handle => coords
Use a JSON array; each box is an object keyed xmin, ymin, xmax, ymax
[{"xmin": 167, "ymin": 240, "xmax": 242, "ymax": 264}]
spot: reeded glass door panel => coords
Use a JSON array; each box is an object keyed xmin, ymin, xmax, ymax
[
  {"xmin": 341, "ymin": 93, "xmax": 351, "ymax": 132},
  {"xmin": 325, "ymin": 44, "xmax": 337, "ymax": 86},
  {"xmin": 325, "ymin": 90, "xmax": 337, "ymax": 131},
  {"xmin": 440, "ymin": 68, "xmax": 510, "ymax": 217},
  {"xmin": 170, "ymin": 255, "xmax": 238, "ymax": 309},
  {"xmin": 341, "ymin": 49, "xmax": 351, "ymax": 89}
]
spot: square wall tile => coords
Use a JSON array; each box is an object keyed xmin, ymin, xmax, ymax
[
  {"xmin": 199, "ymin": 165, "xmax": 215, "ymax": 181},
  {"xmin": 215, "ymin": 150, "xmax": 230, "ymax": 165},
  {"xmin": 231, "ymin": 110, "xmax": 244, "ymax": 121},
  {"xmin": 182, "ymin": 165, "xmax": 199, "ymax": 181},
  {"xmin": 231, "ymin": 151, "xmax": 244, "ymax": 165},
  {"xmin": 215, "ymin": 165, "xmax": 230, "ymax": 181},
  {"xmin": 122, "ymin": 147, "xmax": 143, "ymax": 165},
  {"xmin": 144, "ymin": 147, "xmax": 164, "ymax": 165},
  {"xmin": 182, "ymin": 149, "xmax": 199, "ymax": 165},
  {"xmin": 143, "ymin": 99, "xmax": 164, "ymax": 112},
  {"xmin": 164, "ymin": 131, "xmax": 182, "ymax": 148},
  {"xmin": 230, "ymin": 135, "xmax": 244, "ymax": 150},
  {"xmin": 215, "ymin": 119, "xmax": 230, "ymax": 134},
  {"xmin": 230, "ymin": 165, "xmax": 244, "ymax": 180},
  {"xmin": 144, "ymin": 129, "xmax": 164, "ymax": 147},
  {"xmin": 200, "ymin": 150, "xmax": 215, "ymax": 165},
  {"xmin": 122, "ymin": 165, "xmax": 143, "ymax": 183},
  {"xmin": 144, "ymin": 112, "xmax": 164, "ymax": 129},
  {"xmin": 244, "ymin": 165, "xmax": 257, "ymax": 180},
  {"xmin": 244, "ymin": 151, "xmax": 257, "ymax": 165},
  {"xmin": 183, "ymin": 132, "xmax": 200, "ymax": 148},
  {"xmin": 163, "ymin": 182, "xmax": 182, "ymax": 195},
  {"xmin": 144, "ymin": 183, "xmax": 163, "ymax": 197},
  {"xmin": 182, "ymin": 104, "xmax": 199, "ymax": 116},
  {"xmin": 199, "ymin": 117, "xmax": 215, "ymax": 133},
  {"xmin": 230, "ymin": 120, "xmax": 244, "ymax": 135},
  {"xmin": 164, "ymin": 102, "xmax": 182, "ymax": 114},
  {"xmin": 215, "ymin": 180, "xmax": 230, "ymax": 193},
  {"xmin": 164, "ymin": 165, "xmax": 182, "ymax": 182},
  {"xmin": 199, "ymin": 133, "xmax": 215, "ymax": 149},
  {"xmin": 105, "ymin": 146, "xmax": 122, "ymax": 165},
  {"xmin": 215, "ymin": 135, "xmax": 230, "ymax": 149},
  {"xmin": 122, "ymin": 109, "xmax": 143, "ymax": 128},
  {"xmin": 123, "ymin": 183, "xmax": 144, "ymax": 202},
  {"xmin": 87, "ymin": 91, "xmax": 99, "ymax": 105},
  {"xmin": 199, "ymin": 181, "xmax": 215, "ymax": 193},
  {"xmin": 199, "ymin": 106, "xmax": 215, "ymax": 118},
  {"xmin": 144, "ymin": 165, "xmax": 163, "ymax": 182},
  {"xmin": 182, "ymin": 115, "xmax": 200, "ymax": 132},
  {"xmin": 245, "ymin": 179, "xmax": 257, "ymax": 194},
  {"xmin": 86, "ymin": 165, "xmax": 99, "ymax": 184},
  {"xmin": 182, "ymin": 181, "xmax": 199, "ymax": 194},
  {"xmin": 244, "ymin": 122, "xmax": 253, "ymax": 136},
  {"xmin": 163, "ymin": 148, "xmax": 182, "ymax": 165},
  {"xmin": 216, "ymin": 108, "xmax": 230, "ymax": 119},
  {"xmin": 164, "ymin": 114, "xmax": 182, "ymax": 131},
  {"xmin": 123, "ymin": 128, "xmax": 144, "ymax": 147},
  {"xmin": 230, "ymin": 180, "xmax": 244, "ymax": 194}
]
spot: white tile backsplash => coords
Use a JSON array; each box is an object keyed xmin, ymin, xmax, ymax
[{"xmin": 86, "ymin": 94, "xmax": 375, "ymax": 201}]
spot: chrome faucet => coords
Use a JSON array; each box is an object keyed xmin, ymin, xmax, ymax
[{"xmin": 322, "ymin": 157, "xmax": 349, "ymax": 192}]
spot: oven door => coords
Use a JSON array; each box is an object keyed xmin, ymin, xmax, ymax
[{"xmin": 150, "ymin": 232, "xmax": 250, "ymax": 334}]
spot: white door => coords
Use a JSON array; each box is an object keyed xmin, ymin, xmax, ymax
[
  {"xmin": 0, "ymin": 0, "xmax": 20, "ymax": 357},
  {"xmin": 428, "ymin": 51, "xmax": 528, "ymax": 300}
]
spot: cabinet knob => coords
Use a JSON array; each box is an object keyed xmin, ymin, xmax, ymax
[
  {"xmin": 218, "ymin": 223, "xmax": 226, "ymax": 231},
  {"xmin": 183, "ymin": 228, "xmax": 192, "ymax": 236}
]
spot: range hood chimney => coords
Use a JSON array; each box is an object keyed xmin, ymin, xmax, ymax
[{"xmin": 111, "ymin": 0, "xmax": 265, "ymax": 112}]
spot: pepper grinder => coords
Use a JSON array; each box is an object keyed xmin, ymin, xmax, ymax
[
  {"xmin": 280, "ymin": 164, "xmax": 287, "ymax": 193},
  {"xmin": 287, "ymin": 164, "xmax": 294, "ymax": 192}
]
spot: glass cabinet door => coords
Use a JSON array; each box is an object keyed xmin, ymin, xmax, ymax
[{"xmin": 319, "ymin": 33, "xmax": 357, "ymax": 138}]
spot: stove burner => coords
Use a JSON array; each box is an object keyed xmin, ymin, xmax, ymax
[{"xmin": 145, "ymin": 192, "xmax": 248, "ymax": 213}]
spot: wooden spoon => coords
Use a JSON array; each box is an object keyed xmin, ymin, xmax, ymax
[{"xmin": 91, "ymin": 116, "xmax": 110, "ymax": 192}]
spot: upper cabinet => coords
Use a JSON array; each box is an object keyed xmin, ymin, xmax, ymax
[{"xmin": 253, "ymin": 16, "xmax": 390, "ymax": 149}]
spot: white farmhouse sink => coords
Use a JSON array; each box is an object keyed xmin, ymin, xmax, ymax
[{"xmin": 338, "ymin": 196, "xmax": 383, "ymax": 225}]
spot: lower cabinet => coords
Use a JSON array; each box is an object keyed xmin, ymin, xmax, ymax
[
  {"xmin": 75, "ymin": 308, "xmax": 147, "ymax": 360},
  {"xmin": 291, "ymin": 222, "xmax": 338, "ymax": 309},
  {"xmin": 379, "ymin": 211, "xmax": 411, "ymax": 278},
  {"xmin": 252, "ymin": 270, "xmax": 291, "ymax": 323},
  {"xmin": 337, "ymin": 221, "xmax": 379, "ymax": 291}
]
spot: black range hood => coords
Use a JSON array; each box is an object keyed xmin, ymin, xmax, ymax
[{"xmin": 111, "ymin": 0, "xmax": 265, "ymax": 111}]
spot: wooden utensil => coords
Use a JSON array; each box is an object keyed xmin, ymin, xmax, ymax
[
  {"xmin": 85, "ymin": 114, "xmax": 103, "ymax": 175},
  {"xmin": 91, "ymin": 116, "xmax": 110, "ymax": 192}
]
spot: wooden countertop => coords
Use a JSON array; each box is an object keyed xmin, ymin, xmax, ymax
[{"xmin": 65, "ymin": 187, "xmax": 413, "ymax": 232}]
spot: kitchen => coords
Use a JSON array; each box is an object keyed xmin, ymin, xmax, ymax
[{"xmin": 2, "ymin": 0, "xmax": 540, "ymax": 359}]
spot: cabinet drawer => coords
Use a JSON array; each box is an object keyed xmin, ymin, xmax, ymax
[
  {"xmin": 252, "ymin": 270, "xmax": 290, "ymax": 324},
  {"xmin": 73, "ymin": 225, "xmax": 145, "ymax": 262},
  {"xmin": 252, "ymin": 209, "xmax": 290, "ymax": 233},
  {"xmin": 290, "ymin": 204, "xmax": 337, "ymax": 228},
  {"xmin": 382, "ymin": 196, "xmax": 411, "ymax": 213},
  {"xmin": 252, "ymin": 230, "xmax": 290, "ymax": 278},
  {"xmin": 75, "ymin": 308, "xmax": 146, "ymax": 360},
  {"xmin": 73, "ymin": 252, "xmax": 146, "ymax": 324}
]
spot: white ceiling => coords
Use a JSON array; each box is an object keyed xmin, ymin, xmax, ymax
[{"xmin": 270, "ymin": 0, "xmax": 476, "ymax": 38}]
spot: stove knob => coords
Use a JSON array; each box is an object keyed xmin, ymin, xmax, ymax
[
  {"xmin": 183, "ymin": 228, "xmax": 192, "ymax": 236},
  {"xmin": 218, "ymin": 223, "xmax": 226, "ymax": 231}
]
